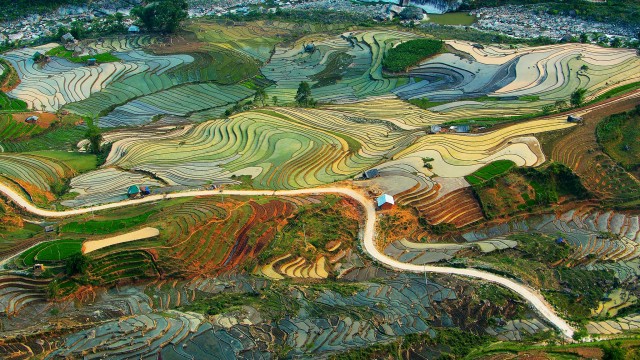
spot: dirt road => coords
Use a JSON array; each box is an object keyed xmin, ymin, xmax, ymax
[{"xmin": 0, "ymin": 183, "xmax": 575, "ymax": 338}]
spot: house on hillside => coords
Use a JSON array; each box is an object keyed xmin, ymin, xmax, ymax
[
  {"xmin": 429, "ymin": 125, "xmax": 442, "ymax": 134},
  {"xmin": 127, "ymin": 185, "xmax": 141, "ymax": 198},
  {"xmin": 362, "ymin": 169, "xmax": 380, "ymax": 179},
  {"xmin": 128, "ymin": 25, "xmax": 140, "ymax": 34},
  {"xmin": 456, "ymin": 125, "xmax": 470, "ymax": 133},
  {"xmin": 141, "ymin": 186, "xmax": 151, "ymax": 196},
  {"xmin": 33, "ymin": 264, "xmax": 45, "ymax": 274},
  {"xmin": 61, "ymin": 32, "xmax": 75, "ymax": 43},
  {"xmin": 25, "ymin": 116, "xmax": 39, "ymax": 123},
  {"xmin": 377, "ymin": 194, "xmax": 395, "ymax": 210},
  {"xmin": 86, "ymin": 58, "xmax": 97, "ymax": 66}
]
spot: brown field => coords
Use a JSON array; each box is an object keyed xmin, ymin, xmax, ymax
[{"xmin": 11, "ymin": 112, "xmax": 59, "ymax": 129}]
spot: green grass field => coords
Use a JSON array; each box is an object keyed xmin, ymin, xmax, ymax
[
  {"xmin": 465, "ymin": 160, "xmax": 515, "ymax": 185},
  {"xmin": 597, "ymin": 107, "xmax": 640, "ymax": 171},
  {"xmin": 19, "ymin": 239, "xmax": 83, "ymax": 266},
  {"xmin": 0, "ymin": 91, "xmax": 28, "ymax": 111},
  {"xmin": 61, "ymin": 210, "xmax": 157, "ymax": 235},
  {"xmin": 25, "ymin": 150, "xmax": 97, "ymax": 173}
]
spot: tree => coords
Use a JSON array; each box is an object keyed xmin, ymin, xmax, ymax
[
  {"xmin": 601, "ymin": 342, "xmax": 626, "ymax": 360},
  {"xmin": 70, "ymin": 21, "xmax": 84, "ymax": 40},
  {"xmin": 131, "ymin": 0, "xmax": 188, "ymax": 33},
  {"xmin": 295, "ymin": 81, "xmax": 313, "ymax": 107},
  {"xmin": 570, "ymin": 88, "xmax": 587, "ymax": 107},
  {"xmin": 272, "ymin": 96, "xmax": 278, "ymax": 106},
  {"xmin": 65, "ymin": 253, "xmax": 89, "ymax": 276},
  {"xmin": 254, "ymin": 88, "xmax": 266, "ymax": 106},
  {"xmin": 85, "ymin": 125, "xmax": 103, "ymax": 154},
  {"xmin": 572, "ymin": 328, "xmax": 588, "ymax": 341},
  {"xmin": 55, "ymin": 26, "xmax": 69, "ymax": 40},
  {"xmin": 579, "ymin": 33, "xmax": 589, "ymax": 43},
  {"xmin": 610, "ymin": 37, "xmax": 623, "ymax": 48}
]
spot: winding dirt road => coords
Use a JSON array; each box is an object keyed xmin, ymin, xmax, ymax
[{"xmin": 0, "ymin": 183, "xmax": 575, "ymax": 338}]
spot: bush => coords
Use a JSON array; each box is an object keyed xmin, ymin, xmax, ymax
[
  {"xmin": 570, "ymin": 88, "xmax": 587, "ymax": 107},
  {"xmin": 382, "ymin": 39, "xmax": 444, "ymax": 72},
  {"xmin": 65, "ymin": 253, "xmax": 89, "ymax": 276}
]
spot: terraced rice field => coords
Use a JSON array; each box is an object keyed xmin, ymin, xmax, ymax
[
  {"xmin": 46, "ymin": 271, "xmax": 511, "ymax": 359},
  {"xmin": 101, "ymin": 107, "xmax": 406, "ymax": 189},
  {"xmin": 0, "ymin": 153, "xmax": 75, "ymax": 201},
  {"xmin": 0, "ymin": 115, "xmax": 42, "ymax": 141},
  {"xmin": 263, "ymin": 30, "xmax": 415, "ymax": 103},
  {"xmin": 97, "ymin": 83, "xmax": 255, "ymax": 127},
  {"xmin": 391, "ymin": 40, "xmax": 640, "ymax": 122},
  {"xmin": 0, "ymin": 275, "xmax": 48, "ymax": 317},
  {"xmin": 393, "ymin": 119, "xmax": 563, "ymax": 178},
  {"xmin": 1, "ymin": 41, "xmax": 193, "ymax": 112},
  {"xmin": 549, "ymin": 94, "xmax": 640, "ymax": 202},
  {"xmin": 463, "ymin": 209, "xmax": 640, "ymax": 281},
  {"xmin": 384, "ymin": 237, "xmax": 517, "ymax": 264},
  {"xmin": 465, "ymin": 160, "xmax": 515, "ymax": 185},
  {"xmin": 163, "ymin": 198, "xmax": 297, "ymax": 274}
]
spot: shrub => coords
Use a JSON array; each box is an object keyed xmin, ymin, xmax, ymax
[{"xmin": 570, "ymin": 88, "xmax": 587, "ymax": 107}]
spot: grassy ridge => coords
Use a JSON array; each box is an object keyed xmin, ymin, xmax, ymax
[
  {"xmin": 46, "ymin": 46, "xmax": 121, "ymax": 63},
  {"xmin": 382, "ymin": 39, "xmax": 444, "ymax": 73}
]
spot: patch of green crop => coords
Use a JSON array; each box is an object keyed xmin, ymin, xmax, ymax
[
  {"xmin": 465, "ymin": 160, "xmax": 515, "ymax": 185},
  {"xmin": 61, "ymin": 211, "xmax": 156, "ymax": 235},
  {"xmin": 382, "ymin": 39, "xmax": 444, "ymax": 73},
  {"xmin": 46, "ymin": 45, "xmax": 121, "ymax": 63}
]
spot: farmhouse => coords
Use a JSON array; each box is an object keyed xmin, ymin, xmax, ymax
[
  {"xmin": 128, "ymin": 25, "xmax": 140, "ymax": 34},
  {"xmin": 87, "ymin": 58, "xmax": 97, "ymax": 66},
  {"xmin": 377, "ymin": 194, "xmax": 395, "ymax": 210},
  {"xmin": 456, "ymin": 125, "xmax": 471, "ymax": 133},
  {"xmin": 567, "ymin": 115, "xmax": 583, "ymax": 123},
  {"xmin": 429, "ymin": 125, "xmax": 442, "ymax": 134},
  {"xmin": 127, "ymin": 185, "xmax": 141, "ymax": 198},
  {"xmin": 363, "ymin": 169, "xmax": 380, "ymax": 179},
  {"xmin": 141, "ymin": 186, "xmax": 151, "ymax": 196},
  {"xmin": 25, "ymin": 116, "xmax": 39, "ymax": 123},
  {"xmin": 61, "ymin": 32, "xmax": 75, "ymax": 43}
]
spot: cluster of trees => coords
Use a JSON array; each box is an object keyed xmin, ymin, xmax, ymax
[
  {"xmin": 382, "ymin": 39, "xmax": 444, "ymax": 73},
  {"xmin": 295, "ymin": 81, "xmax": 316, "ymax": 107},
  {"xmin": 131, "ymin": 0, "xmax": 188, "ymax": 33},
  {"xmin": 398, "ymin": 6, "xmax": 424, "ymax": 21}
]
